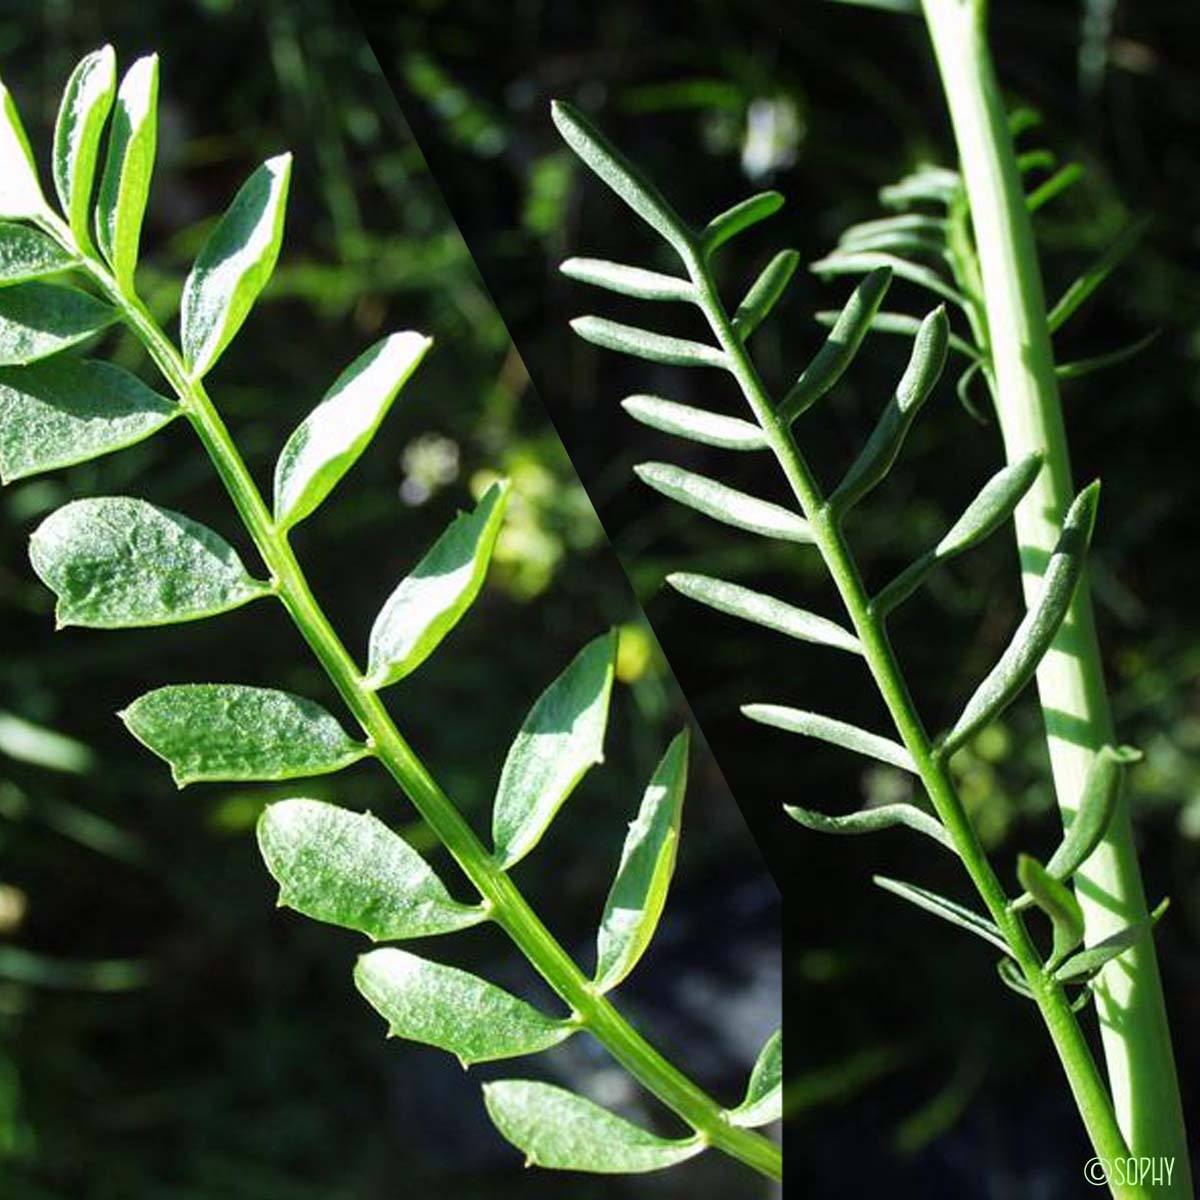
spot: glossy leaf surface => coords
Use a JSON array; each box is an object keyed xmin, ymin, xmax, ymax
[
  {"xmin": 484, "ymin": 1081, "xmax": 703, "ymax": 1173},
  {"xmin": 0, "ymin": 81, "xmax": 47, "ymax": 219},
  {"xmin": 594, "ymin": 731, "xmax": 687, "ymax": 992},
  {"xmin": 668, "ymin": 573, "xmax": 861, "ymax": 654},
  {"xmin": 273, "ymin": 331, "xmax": 430, "ymax": 529},
  {"xmin": 121, "ymin": 684, "xmax": 368, "ymax": 786},
  {"xmin": 1017, "ymin": 854, "xmax": 1084, "ymax": 966},
  {"xmin": 354, "ymin": 948, "xmax": 570, "ymax": 1064},
  {"xmin": 635, "ymin": 463, "xmax": 812, "ymax": 543},
  {"xmin": 366, "ymin": 481, "xmax": 508, "ymax": 688},
  {"xmin": 0, "ymin": 283, "xmax": 114, "ymax": 365},
  {"xmin": 94, "ymin": 55, "xmax": 158, "ymax": 287},
  {"xmin": 728, "ymin": 1030, "xmax": 782, "ymax": 1128},
  {"xmin": 257, "ymin": 798, "xmax": 485, "ymax": 940},
  {"xmin": 621, "ymin": 395, "xmax": 766, "ymax": 451},
  {"xmin": 181, "ymin": 153, "xmax": 291, "ymax": 377},
  {"xmin": 0, "ymin": 359, "xmax": 177, "ymax": 483},
  {"xmin": 29, "ymin": 496, "xmax": 267, "ymax": 628},
  {"xmin": 0, "ymin": 223, "xmax": 75, "ymax": 286},
  {"xmin": 492, "ymin": 632, "xmax": 616, "ymax": 868},
  {"xmin": 53, "ymin": 46, "xmax": 117, "ymax": 246}
]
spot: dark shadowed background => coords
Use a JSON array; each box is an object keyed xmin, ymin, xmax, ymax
[
  {"xmin": 0, "ymin": 2, "xmax": 778, "ymax": 1197},
  {"xmin": 348, "ymin": 0, "xmax": 1200, "ymax": 1195}
]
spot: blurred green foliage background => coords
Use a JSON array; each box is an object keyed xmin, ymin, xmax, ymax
[
  {"xmin": 0, "ymin": 2, "xmax": 778, "ymax": 1197},
  {"xmin": 356, "ymin": 0, "xmax": 1200, "ymax": 1194}
]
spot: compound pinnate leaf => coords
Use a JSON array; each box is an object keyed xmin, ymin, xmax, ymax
[
  {"xmin": 273, "ymin": 331, "xmax": 431, "ymax": 530},
  {"xmin": 94, "ymin": 54, "xmax": 158, "ymax": 288},
  {"xmin": 570, "ymin": 315, "xmax": 726, "ymax": 370},
  {"xmin": 0, "ymin": 80, "xmax": 47, "ymax": 219},
  {"xmin": 366, "ymin": 481, "xmax": 509, "ymax": 689},
  {"xmin": 733, "ymin": 249, "xmax": 799, "ymax": 338},
  {"xmin": 728, "ymin": 1030, "xmax": 782, "ymax": 1128},
  {"xmin": 1053, "ymin": 900, "xmax": 1169, "ymax": 984},
  {"xmin": 702, "ymin": 192, "xmax": 785, "ymax": 255},
  {"xmin": 942, "ymin": 482, "xmax": 1099, "ymax": 757},
  {"xmin": 743, "ymin": 705, "xmax": 916, "ymax": 772},
  {"xmin": 0, "ymin": 359, "xmax": 177, "ymax": 483},
  {"xmin": 53, "ymin": 46, "xmax": 117, "ymax": 248},
  {"xmin": 483, "ymin": 1080, "xmax": 704, "ymax": 1173},
  {"xmin": 121, "ymin": 684, "xmax": 369, "ymax": 787},
  {"xmin": 785, "ymin": 802, "xmax": 954, "ymax": 852},
  {"xmin": 0, "ymin": 283, "xmax": 115, "ymax": 366},
  {"xmin": 620, "ymin": 394, "xmax": 766, "ymax": 451},
  {"xmin": 635, "ymin": 463, "xmax": 812, "ymax": 543},
  {"xmin": 560, "ymin": 257, "xmax": 693, "ymax": 303},
  {"xmin": 668, "ymin": 573, "xmax": 861, "ymax": 654},
  {"xmin": 781, "ymin": 267, "xmax": 891, "ymax": 421},
  {"xmin": 831, "ymin": 306, "xmax": 949, "ymax": 513},
  {"xmin": 594, "ymin": 731, "xmax": 687, "ymax": 992},
  {"xmin": 29, "ymin": 497, "xmax": 267, "ymax": 629},
  {"xmin": 181, "ymin": 153, "xmax": 291, "ymax": 378},
  {"xmin": 551, "ymin": 100, "xmax": 694, "ymax": 258},
  {"xmin": 354, "ymin": 948, "xmax": 571, "ymax": 1065},
  {"xmin": 1017, "ymin": 853, "xmax": 1084, "ymax": 967},
  {"xmin": 492, "ymin": 632, "xmax": 617, "ymax": 869},
  {"xmin": 873, "ymin": 875, "xmax": 1013, "ymax": 955},
  {"xmin": 257, "ymin": 798, "xmax": 484, "ymax": 941},
  {"xmin": 875, "ymin": 453, "xmax": 1043, "ymax": 614},
  {"xmin": 0, "ymin": 223, "xmax": 75, "ymax": 287}
]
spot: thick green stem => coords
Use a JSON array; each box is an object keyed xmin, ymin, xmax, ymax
[
  {"xmin": 681, "ymin": 240, "xmax": 1143, "ymax": 1193},
  {"xmin": 43, "ymin": 215, "xmax": 779, "ymax": 1182},
  {"xmin": 921, "ymin": 2, "xmax": 1190, "ymax": 1192}
]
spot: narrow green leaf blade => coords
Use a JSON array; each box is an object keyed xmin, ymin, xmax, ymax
[
  {"xmin": 1056, "ymin": 331, "xmax": 1158, "ymax": 380},
  {"xmin": 492, "ymin": 632, "xmax": 617, "ymax": 868},
  {"xmin": 0, "ymin": 359, "xmax": 177, "ymax": 483},
  {"xmin": 942, "ymin": 482, "xmax": 1099, "ymax": 756},
  {"xmin": 701, "ymin": 192, "xmax": 785, "ymax": 255},
  {"xmin": 29, "ymin": 496, "xmax": 268, "ymax": 628},
  {"xmin": 873, "ymin": 876, "xmax": 1013, "ymax": 956},
  {"xmin": 879, "ymin": 165, "xmax": 962, "ymax": 210},
  {"xmin": 273, "ymin": 331, "xmax": 431, "ymax": 530},
  {"xmin": 996, "ymin": 957, "xmax": 1034, "ymax": 999},
  {"xmin": 0, "ymin": 223, "xmax": 75, "ymax": 287},
  {"xmin": 560, "ymin": 257, "xmax": 693, "ymax": 303},
  {"xmin": 732, "ymin": 249, "xmax": 799, "ymax": 338},
  {"xmin": 181, "ymin": 153, "xmax": 292, "ymax": 378},
  {"xmin": 1017, "ymin": 854, "xmax": 1084, "ymax": 967},
  {"xmin": 781, "ymin": 267, "xmax": 891, "ymax": 421},
  {"xmin": 366, "ymin": 480, "xmax": 509, "ymax": 688},
  {"xmin": 94, "ymin": 54, "xmax": 158, "ymax": 287},
  {"xmin": 810, "ymin": 251, "xmax": 967, "ymax": 309},
  {"xmin": 727, "ymin": 1030, "xmax": 782, "ymax": 1128},
  {"xmin": 551, "ymin": 101, "xmax": 694, "ymax": 257},
  {"xmin": 814, "ymin": 309, "xmax": 981, "ymax": 362},
  {"xmin": 1026, "ymin": 163, "xmax": 1084, "ymax": 213},
  {"xmin": 53, "ymin": 46, "xmax": 117, "ymax": 248},
  {"xmin": 0, "ymin": 282, "xmax": 115, "ymax": 366},
  {"xmin": 621, "ymin": 395, "xmax": 767, "ymax": 451},
  {"xmin": 786, "ymin": 803, "xmax": 954, "ymax": 852},
  {"xmin": 258, "ymin": 798, "xmax": 484, "ymax": 940},
  {"xmin": 0, "ymin": 80, "xmax": 47, "ymax": 219},
  {"xmin": 839, "ymin": 214, "xmax": 947, "ymax": 248},
  {"xmin": 594, "ymin": 730, "xmax": 687, "ymax": 992},
  {"xmin": 1046, "ymin": 746, "xmax": 1138, "ymax": 881},
  {"xmin": 831, "ymin": 306, "xmax": 949, "ymax": 513},
  {"xmin": 1054, "ymin": 900, "xmax": 1169, "ymax": 984},
  {"xmin": 355, "ymin": 948, "xmax": 570, "ymax": 1064},
  {"xmin": 668, "ymin": 573, "xmax": 861, "ymax": 654},
  {"xmin": 1047, "ymin": 217, "xmax": 1150, "ymax": 332},
  {"xmin": 483, "ymin": 1081, "xmax": 703, "ymax": 1173},
  {"xmin": 743, "ymin": 705, "xmax": 915, "ymax": 772},
  {"xmin": 635, "ymin": 462, "xmax": 812, "ymax": 543},
  {"xmin": 570, "ymin": 315, "xmax": 725, "ymax": 369},
  {"xmin": 121, "ymin": 684, "xmax": 369, "ymax": 787}
]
